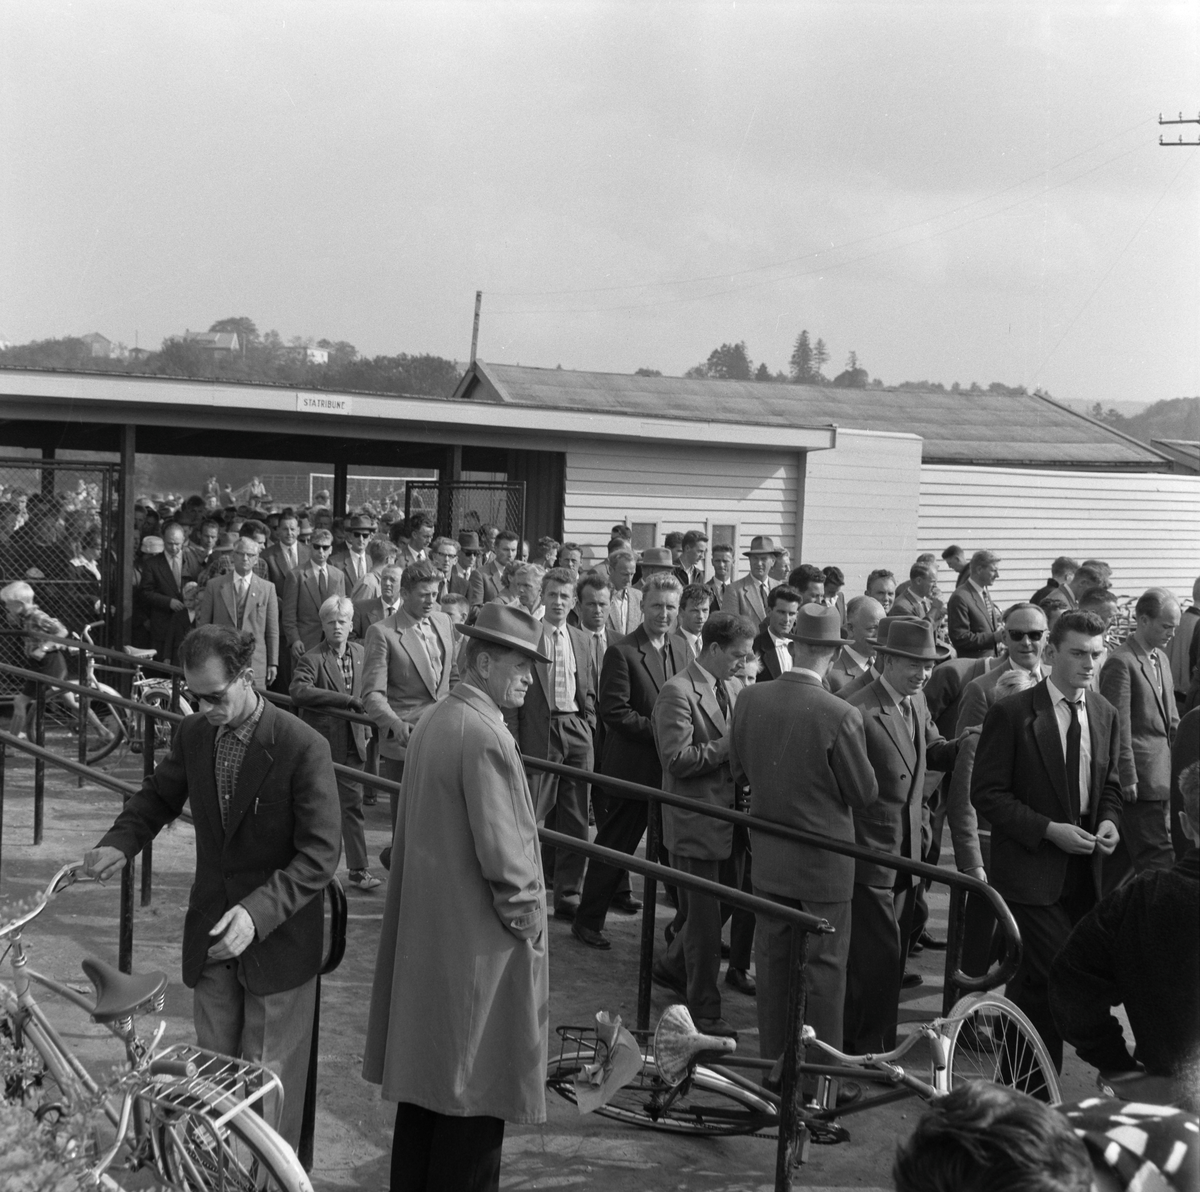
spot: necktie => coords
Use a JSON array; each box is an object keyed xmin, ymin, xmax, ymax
[
  {"xmin": 593, "ymin": 632, "xmax": 605, "ymax": 674},
  {"xmin": 171, "ymin": 554, "xmax": 182, "ymax": 588},
  {"xmin": 287, "ymin": 545, "xmax": 296, "ymax": 569},
  {"xmin": 1066, "ymin": 699, "xmax": 1082, "ymax": 818},
  {"xmin": 1148, "ymin": 652, "xmax": 1162, "ymax": 695},
  {"xmin": 661, "ymin": 643, "xmax": 675, "ymax": 679},
  {"xmin": 317, "ymin": 569, "xmax": 328, "ymax": 602},
  {"xmin": 236, "ymin": 578, "xmax": 248, "ymax": 625},
  {"xmin": 418, "ymin": 620, "xmax": 443, "ymax": 686},
  {"xmin": 760, "ymin": 581, "xmax": 769, "ymax": 609},
  {"xmin": 553, "ymin": 630, "xmax": 573, "ymax": 710},
  {"xmin": 715, "ymin": 679, "xmax": 730, "ymax": 721},
  {"xmin": 900, "ymin": 696, "xmax": 915, "ymax": 737}
]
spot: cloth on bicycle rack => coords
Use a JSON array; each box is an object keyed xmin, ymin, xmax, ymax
[{"xmin": 572, "ymin": 1012, "xmax": 643, "ymax": 1114}]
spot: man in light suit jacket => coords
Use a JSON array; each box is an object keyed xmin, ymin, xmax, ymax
[
  {"xmin": 196, "ymin": 539, "xmax": 279, "ymax": 687},
  {"xmin": 947, "ymin": 550, "xmax": 1004, "ymax": 659},
  {"xmin": 844, "ymin": 620, "xmax": 961, "ymax": 1054},
  {"xmin": 353, "ymin": 563, "xmax": 402, "ymax": 640},
  {"xmin": 605, "ymin": 548, "xmax": 642, "ymax": 638},
  {"xmin": 290, "ymin": 596, "xmax": 380, "ymax": 892},
  {"xmin": 281, "ymin": 529, "xmax": 348, "ymax": 662},
  {"xmin": 515, "ymin": 568, "xmax": 597, "ymax": 918},
  {"xmin": 826, "ymin": 596, "xmax": 884, "ymax": 695},
  {"xmin": 361, "ymin": 561, "xmax": 458, "ymax": 851},
  {"xmin": 972, "ymin": 609, "xmax": 1123, "ymax": 1073},
  {"xmin": 729, "ymin": 604, "xmax": 878, "ymax": 1071},
  {"xmin": 1099, "ymin": 588, "xmax": 1181, "ymax": 886},
  {"xmin": 720, "ymin": 535, "xmax": 781, "ymax": 626},
  {"xmin": 262, "ymin": 513, "xmax": 310, "ymax": 598},
  {"xmin": 652, "ymin": 613, "xmax": 756, "ymax": 1036}
]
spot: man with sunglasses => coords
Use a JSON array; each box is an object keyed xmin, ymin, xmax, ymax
[
  {"xmin": 331, "ymin": 514, "xmax": 376, "ymax": 589},
  {"xmin": 956, "ymin": 602, "xmax": 1048, "ymax": 736},
  {"xmin": 82, "ymin": 624, "xmax": 341, "ymax": 1152},
  {"xmin": 282, "ymin": 528, "xmax": 349, "ymax": 662}
]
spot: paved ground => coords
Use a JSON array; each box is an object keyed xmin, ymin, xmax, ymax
[{"xmin": 0, "ymin": 737, "xmax": 1103, "ymax": 1191}]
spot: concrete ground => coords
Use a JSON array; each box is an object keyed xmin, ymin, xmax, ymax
[{"xmin": 0, "ymin": 737, "xmax": 1104, "ymax": 1191}]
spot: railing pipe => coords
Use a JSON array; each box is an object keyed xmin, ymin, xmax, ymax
[
  {"xmin": 33, "ymin": 681, "xmax": 46, "ymax": 845},
  {"xmin": 140, "ymin": 708, "xmax": 154, "ymax": 907}
]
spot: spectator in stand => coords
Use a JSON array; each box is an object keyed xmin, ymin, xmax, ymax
[
  {"xmin": 140, "ymin": 522, "xmax": 200, "ymax": 662},
  {"xmin": 942, "ymin": 544, "xmax": 969, "ymax": 587},
  {"xmin": 1031, "ymin": 556, "xmax": 1081, "ymax": 609},
  {"xmin": 673, "ymin": 530, "xmax": 708, "ymax": 588},
  {"xmin": 332, "ymin": 514, "xmax": 376, "ymax": 590},
  {"xmin": 705, "ymin": 544, "xmax": 734, "ymax": 612},
  {"xmin": 753, "ymin": 584, "xmax": 802, "ymax": 682},
  {"xmin": 786, "ymin": 563, "xmax": 826, "ymax": 605},
  {"xmin": 1166, "ymin": 576, "xmax": 1200, "ymax": 705},
  {"xmin": 864, "ymin": 567, "xmax": 897, "ymax": 614},
  {"xmin": 1068, "ymin": 563, "xmax": 1105, "ymax": 606},
  {"xmin": 826, "ymin": 595, "xmax": 885, "ymax": 694},
  {"xmin": 349, "ymin": 538, "xmax": 397, "ymax": 602},
  {"xmin": 396, "ymin": 511, "xmax": 433, "ymax": 567},
  {"xmin": 947, "ymin": 550, "xmax": 1003, "ymax": 659},
  {"xmin": 823, "ymin": 566, "xmax": 846, "ymax": 624},
  {"xmin": 721, "ymin": 536, "xmax": 781, "ymax": 625},
  {"xmin": 353, "ymin": 563, "xmax": 402, "ymax": 641},
  {"xmin": 262, "ymin": 513, "xmax": 309, "ymax": 598},
  {"xmin": 894, "ymin": 559, "xmax": 944, "ymax": 624},
  {"xmin": 282, "ymin": 528, "xmax": 349, "ymax": 661},
  {"xmin": 606, "ymin": 548, "xmax": 642, "ymax": 637},
  {"xmin": 482, "ymin": 529, "xmax": 518, "ymax": 599},
  {"xmin": 1036, "ymin": 587, "xmax": 1072, "ymax": 631},
  {"xmin": 673, "ymin": 583, "xmax": 710, "ymax": 661},
  {"xmin": 557, "ymin": 542, "xmax": 583, "ymax": 578},
  {"xmin": 1099, "ymin": 588, "xmax": 1181, "ymax": 887},
  {"xmin": 290, "ymin": 596, "xmax": 381, "ymax": 892},
  {"xmin": 197, "ymin": 538, "xmax": 279, "ymax": 688}
]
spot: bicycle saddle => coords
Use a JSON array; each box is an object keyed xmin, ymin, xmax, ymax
[
  {"xmin": 82, "ymin": 956, "xmax": 168, "ymax": 1023},
  {"xmin": 654, "ymin": 1003, "xmax": 737, "ymax": 1086},
  {"xmin": 123, "ymin": 646, "xmax": 159, "ymax": 660}
]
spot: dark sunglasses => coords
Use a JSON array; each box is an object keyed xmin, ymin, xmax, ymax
[
  {"xmin": 461, "ymin": 549, "xmax": 480, "ymax": 557},
  {"xmin": 1007, "ymin": 629, "xmax": 1045, "ymax": 642},
  {"xmin": 310, "ymin": 542, "xmax": 334, "ymax": 552},
  {"xmin": 351, "ymin": 530, "xmax": 373, "ymax": 538}
]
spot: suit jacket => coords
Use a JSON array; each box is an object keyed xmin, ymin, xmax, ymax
[
  {"xmin": 515, "ymin": 623, "xmax": 597, "ymax": 762},
  {"xmin": 947, "ymin": 582, "xmax": 1000, "ymax": 659},
  {"xmin": 752, "ymin": 628, "xmax": 790, "ymax": 682},
  {"xmin": 729, "ymin": 671, "xmax": 878, "ymax": 902},
  {"xmin": 196, "ymin": 572, "xmax": 279, "ymax": 682},
  {"xmin": 721, "ymin": 575, "xmax": 769, "ymax": 625},
  {"xmin": 98, "ymin": 700, "xmax": 341, "ymax": 995},
  {"xmin": 331, "ymin": 547, "xmax": 371, "ymax": 591},
  {"xmin": 836, "ymin": 664, "xmax": 879, "ymax": 703},
  {"xmin": 598, "ymin": 625, "xmax": 690, "ymax": 792},
  {"xmin": 351, "ymin": 571, "xmax": 383, "ymax": 603},
  {"xmin": 956, "ymin": 659, "xmax": 1031, "ymax": 735},
  {"xmin": 361, "ymin": 607, "xmax": 458, "ymax": 760},
  {"xmin": 703, "ymin": 576, "xmax": 730, "ymax": 613},
  {"xmin": 653, "ymin": 661, "xmax": 740, "ymax": 861},
  {"xmin": 826, "ymin": 646, "xmax": 871, "ymax": 695},
  {"xmin": 672, "ymin": 626, "xmax": 701, "ymax": 663},
  {"xmin": 972, "ymin": 680, "xmax": 1123, "ymax": 906},
  {"xmin": 606, "ymin": 587, "xmax": 642, "ymax": 638},
  {"xmin": 289, "ymin": 641, "xmax": 370, "ymax": 761},
  {"xmin": 447, "ymin": 565, "xmax": 486, "ymax": 608},
  {"xmin": 924, "ymin": 656, "xmax": 990, "ymax": 738},
  {"xmin": 892, "ymin": 590, "xmax": 931, "ymax": 621},
  {"xmin": 353, "ymin": 595, "xmax": 393, "ymax": 641},
  {"xmin": 672, "ymin": 564, "xmax": 705, "ymax": 589},
  {"xmin": 1100, "ymin": 642, "xmax": 1179, "ymax": 801},
  {"xmin": 282, "ymin": 563, "xmax": 349, "ymax": 652},
  {"xmin": 139, "ymin": 552, "xmax": 200, "ymax": 651},
  {"xmin": 263, "ymin": 542, "xmax": 311, "ymax": 598}
]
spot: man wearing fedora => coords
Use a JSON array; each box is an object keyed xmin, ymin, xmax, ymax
[
  {"xmin": 453, "ymin": 531, "xmax": 488, "ymax": 609},
  {"xmin": 844, "ymin": 619, "xmax": 963, "ymax": 1055},
  {"xmin": 633, "ymin": 546, "xmax": 676, "ymax": 590},
  {"xmin": 721, "ymin": 536, "xmax": 782, "ymax": 625},
  {"xmin": 729, "ymin": 604, "xmax": 878, "ymax": 1083},
  {"xmin": 364, "ymin": 603, "xmax": 551, "ymax": 1192},
  {"xmin": 332, "ymin": 513, "xmax": 377, "ymax": 590}
]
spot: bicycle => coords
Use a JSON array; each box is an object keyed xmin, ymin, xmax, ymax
[
  {"xmin": 0, "ymin": 863, "xmax": 311, "ymax": 1191},
  {"xmin": 547, "ymin": 992, "xmax": 1061, "ymax": 1145}
]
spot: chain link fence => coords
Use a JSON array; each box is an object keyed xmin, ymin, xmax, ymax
[{"xmin": 404, "ymin": 481, "xmax": 525, "ymax": 541}]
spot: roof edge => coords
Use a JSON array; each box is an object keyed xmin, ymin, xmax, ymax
[{"xmin": 1032, "ymin": 390, "xmax": 1173, "ymax": 470}]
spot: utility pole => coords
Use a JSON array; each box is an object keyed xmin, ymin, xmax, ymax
[
  {"xmin": 469, "ymin": 291, "xmax": 482, "ymax": 363},
  {"xmin": 1159, "ymin": 111, "xmax": 1200, "ymax": 146}
]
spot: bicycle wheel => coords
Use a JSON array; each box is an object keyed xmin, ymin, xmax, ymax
[
  {"xmin": 942, "ymin": 993, "xmax": 1062, "ymax": 1103},
  {"xmin": 82, "ymin": 682, "xmax": 130, "ymax": 765},
  {"xmin": 151, "ymin": 1087, "xmax": 311, "ymax": 1192},
  {"xmin": 0, "ymin": 1006, "xmax": 77, "ymax": 1124},
  {"xmin": 548, "ymin": 1049, "xmax": 777, "ymax": 1136},
  {"xmin": 139, "ymin": 686, "xmax": 179, "ymax": 753}
]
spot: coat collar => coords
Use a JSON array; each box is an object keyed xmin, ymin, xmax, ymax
[
  {"xmin": 202, "ymin": 698, "xmax": 279, "ymax": 840},
  {"xmin": 865, "ymin": 678, "xmax": 918, "ymax": 765},
  {"xmin": 1126, "ymin": 641, "xmax": 1168, "ymax": 727},
  {"xmin": 684, "ymin": 659, "xmax": 726, "ymax": 730}
]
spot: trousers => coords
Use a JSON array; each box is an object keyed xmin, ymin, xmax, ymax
[
  {"xmin": 390, "ymin": 1102, "xmax": 504, "ymax": 1192},
  {"xmin": 576, "ymin": 795, "xmax": 647, "ymax": 933},
  {"xmin": 843, "ymin": 877, "xmax": 916, "ymax": 1054}
]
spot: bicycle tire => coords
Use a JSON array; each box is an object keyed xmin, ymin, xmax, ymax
[
  {"xmin": 150, "ymin": 1084, "xmax": 311, "ymax": 1192},
  {"xmin": 82, "ymin": 682, "xmax": 129, "ymax": 765},
  {"xmin": 548, "ymin": 1048, "xmax": 777, "ymax": 1136},
  {"xmin": 139, "ymin": 686, "xmax": 178, "ymax": 753},
  {"xmin": 942, "ymin": 993, "xmax": 1062, "ymax": 1103}
]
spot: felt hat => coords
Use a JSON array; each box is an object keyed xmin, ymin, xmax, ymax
[
  {"xmin": 788, "ymin": 604, "xmax": 851, "ymax": 646},
  {"xmin": 868, "ymin": 615, "xmax": 922, "ymax": 648},
  {"xmin": 875, "ymin": 618, "xmax": 951, "ymax": 663},
  {"xmin": 639, "ymin": 547, "xmax": 675, "ymax": 569},
  {"xmin": 744, "ymin": 535, "xmax": 783, "ymax": 557},
  {"xmin": 295, "ymin": 517, "xmax": 313, "ymax": 535},
  {"xmin": 346, "ymin": 513, "xmax": 377, "ymax": 532},
  {"xmin": 140, "ymin": 535, "xmax": 164, "ymax": 555},
  {"xmin": 458, "ymin": 531, "xmax": 482, "ymax": 553},
  {"xmin": 460, "ymin": 603, "xmax": 553, "ymax": 664}
]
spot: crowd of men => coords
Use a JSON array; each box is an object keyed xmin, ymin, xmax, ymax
[{"xmin": 59, "ymin": 493, "xmax": 1198, "ymax": 1190}]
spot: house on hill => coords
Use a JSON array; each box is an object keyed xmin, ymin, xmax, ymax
[
  {"xmin": 80, "ymin": 332, "xmax": 112, "ymax": 358},
  {"xmin": 182, "ymin": 330, "xmax": 240, "ymax": 354}
]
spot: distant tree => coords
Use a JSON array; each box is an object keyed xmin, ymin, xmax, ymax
[
  {"xmin": 870, "ymin": 377, "xmax": 884, "ymax": 388},
  {"xmin": 754, "ymin": 362, "xmax": 772, "ymax": 381},
  {"xmin": 0, "ymin": 336, "xmax": 94, "ymax": 370},
  {"xmin": 950, "ymin": 381, "xmax": 961, "ymax": 393},
  {"xmin": 846, "ymin": 350, "xmax": 859, "ymax": 372},
  {"xmin": 774, "ymin": 370, "xmax": 789, "ymax": 383},
  {"xmin": 812, "ymin": 338, "xmax": 829, "ymax": 380},
  {"xmin": 634, "ymin": 367, "xmax": 662, "ymax": 377},
  {"xmin": 150, "ymin": 336, "xmax": 217, "ymax": 378},
  {"xmin": 968, "ymin": 381, "xmax": 983, "ymax": 393},
  {"xmin": 316, "ymin": 338, "xmax": 358, "ymax": 366},
  {"xmin": 704, "ymin": 342, "xmax": 753, "ymax": 380},
  {"xmin": 209, "ymin": 316, "xmax": 259, "ymax": 348},
  {"xmin": 832, "ymin": 364, "xmax": 869, "ymax": 389},
  {"xmin": 683, "ymin": 364, "xmax": 709, "ymax": 379},
  {"xmin": 789, "ymin": 330, "xmax": 814, "ymax": 382}
]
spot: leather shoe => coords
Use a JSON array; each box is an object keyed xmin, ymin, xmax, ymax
[
  {"xmin": 724, "ymin": 967, "xmax": 757, "ymax": 996},
  {"xmin": 916, "ymin": 931, "xmax": 947, "ymax": 951},
  {"xmin": 571, "ymin": 922, "xmax": 611, "ymax": 950},
  {"xmin": 693, "ymin": 1017, "xmax": 738, "ymax": 1040},
  {"xmin": 902, "ymin": 970, "xmax": 924, "ymax": 989},
  {"xmin": 652, "ymin": 960, "xmax": 687, "ymax": 998},
  {"xmin": 379, "ymin": 847, "xmax": 391, "ymax": 871},
  {"xmin": 609, "ymin": 893, "xmax": 642, "ymax": 914}
]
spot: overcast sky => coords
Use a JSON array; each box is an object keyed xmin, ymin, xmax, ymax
[{"xmin": 2, "ymin": 1, "xmax": 1197, "ymax": 406}]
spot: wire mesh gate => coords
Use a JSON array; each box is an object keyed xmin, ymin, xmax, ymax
[{"xmin": 404, "ymin": 480, "xmax": 525, "ymax": 541}]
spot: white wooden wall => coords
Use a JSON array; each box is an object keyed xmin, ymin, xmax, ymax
[
  {"xmin": 563, "ymin": 440, "xmax": 798, "ymax": 566},
  {"xmin": 919, "ymin": 464, "xmax": 1200, "ymax": 607}
]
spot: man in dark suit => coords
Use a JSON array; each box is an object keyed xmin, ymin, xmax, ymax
[
  {"xmin": 704, "ymin": 544, "xmax": 734, "ymax": 613},
  {"xmin": 652, "ymin": 613, "xmax": 757, "ymax": 1037},
  {"xmin": 139, "ymin": 521, "xmax": 200, "ymax": 662},
  {"xmin": 827, "ymin": 596, "xmax": 883, "ymax": 694},
  {"xmin": 893, "ymin": 559, "xmax": 944, "ymax": 628},
  {"xmin": 672, "ymin": 529, "xmax": 709, "ymax": 588},
  {"xmin": 672, "ymin": 583, "xmax": 710, "ymax": 661},
  {"xmin": 262, "ymin": 513, "xmax": 310, "ymax": 598},
  {"xmin": 330, "ymin": 513, "xmax": 376, "ymax": 590},
  {"xmin": 1099, "ymin": 588, "xmax": 1181, "ymax": 886},
  {"xmin": 571, "ymin": 574, "xmax": 691, "ymax": 950},
  {"xmin": 844, "ymin": 620, "xmax": 961, "ymax": 1054},
  {"xmin": 516, "ymin": 568, "xmax": 597, "ymax": 919},
  {"xmin": 720, "ymin": 536, "xmax": 780, "ymax": 625},
  {"xmin": 450, "ymin": 531, "xmax": 487, "ymax": 609},
  {"xmin": 947, "ymin": 550, "xmax": 1003, "ymax": 659},
  {"xmin": 729, "ymin": 604, "xmax": 878, "ymax": 1074},
  {"xmin": 290, "ymin": 596, "xmax": 381, "ymax": 891},
  {"xmin": 753, "ymin": 583, "xmax": 801, "ymax": 682},
  {"xmin": 353, "ymin": 563, "xmax": 402, "ymax": 640},
  {"xmin": 605, "ymin": 548, "xmax": 642, "ymax": 638},
  {"xmin": 955, "ymin": 602, "xmax": 1047, "ymax": 736},
  {"xmin": 1030, "ymin": 556, "xmax": 1079, "ymax": 609},
  {"xmin": 83, "ymin": 624, "xmax": 341, "ymax": 1149},
  {"xmin": 282, "ymin": 528, "xmax": 349, "ymax": 662},
  {"xmin": 972, "ymin": 609, "xmax": 1123, "ymax": 1073}
]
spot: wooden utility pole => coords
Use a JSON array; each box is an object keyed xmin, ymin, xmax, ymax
[{"xmin": 470, "ymin": 291, "xmax": 482, "ymax": 363}]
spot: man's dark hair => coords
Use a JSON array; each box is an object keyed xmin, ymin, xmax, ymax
[
  {"xmin": 606, "ymin": 536, "xmax": 630, "ymax": 554},
  {"xmin": 892, "ymin": 1083, "xmax": 1092, "ymax": 1192},
  {"xmin": 1078, "ymin": 586, "xmax": 1118, "ymax": 611},
  {"xmin": 400, "ymin": 561, "xmax": 440, "ymax": 591},
  {"xmin": 495, "ymin": 529, "xmax": 520, "ymax": 547},
  {"xmin": 711, "ymin": 543, "xmax": 734, "ymax": 557},
  {"xmin": 240, "ymin": 519, "xmax": 268, "ymax": 539},
  {"xmin": 179, "ymin": 625, "xmax": 255, "ymax": 680},
  {"xmin": 560, "ymin": 541, "xmax": 581, "ymax": 555},
  {"xmin": 1048, "ymin": 609, "xmax": 1106, "ymax": 649},
  {"xmin": 911, "ymin": 560, "xmax": 937, "ymax": 581},
  {"xmin": 611, "ymin": 523, "xmax": 631, "ymax": 537},
  {"xmin": 1001, "ymin": 601, "xmax": 1043, "ymax": 623},
  {"xmin": 768, "ymin": 583, "xmax": 803, "ymax": 609},
  {"xmin": 680, "ymin": 582, "xmax": 710, "ymax": 611},
  {"xmin": 1134, "ymin": 587, "xmax": 1177, "ymax": 620},
  {"xmin": 1073, "ymin": 565, "xmax": 1103, "ymax": 589},
  {"xmin": 701, "ymin": 612, "xmax": 756, "ymax": 651},
  {"xmin": 682, "ymin": 529, "xmax": 708, "ymax": 549},
  {"xmin": 541, "ymin": 566, "xmax": 575, "ymax": 593},
  {"xmin": 1051, "ymin": 555, "xmax": 1079, "ymax": 577},
  {"xmin": 577, "ymin": 572, "xmax": 613, "ymax": 600},
  {"xmin": 787, "ymin": 564, "xmax": 825, "ymax": 592},
  {"xmin": 663, "ymin": 531, "xmax": 684, "ymax": 549},
  {"xmin": 822, "ymin": 565, "xmax": 845, "ymax": 586},
  {"xmin": 407, "ymin": 511, "xmax": 434, "ymax": 532},
  {"xmin": 941, "ymin": 544, "xmax": 963, "ymax": 561}
]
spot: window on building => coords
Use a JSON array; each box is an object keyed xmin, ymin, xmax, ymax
[
  {"xmin": 710, "ymin": 523, "xmax": 739, "ymax": 550},
  {"xmin": 630, "ymin": 522, "xmax": 658, "ymax": 551}
]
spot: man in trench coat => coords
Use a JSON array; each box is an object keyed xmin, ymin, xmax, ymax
[{"xmin": 363, "ymin": 603, "xmax": 553, "ymax": 1192}]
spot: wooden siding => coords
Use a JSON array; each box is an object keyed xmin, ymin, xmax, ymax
[
  {"xmin": 799, "ymin": 429, "xmax": 924, "ymax": 596},
  {"xmin": 563, "ymin": 441, "xmax": 799, "ymax": 563},
  {"xmin": 919, "ymin": 464, "xmax": 1200, "ymax": 607}
]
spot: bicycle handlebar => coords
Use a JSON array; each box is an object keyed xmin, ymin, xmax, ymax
[{"xmin": 0, "ymin": 863, "xmax": 90, "ymax": 940}]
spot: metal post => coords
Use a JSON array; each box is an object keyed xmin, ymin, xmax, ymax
[
  {"xmin": 636, "ymin": 795, "xmax": 660, "ymax": 1033},
  {"xmin": 943, "ymin": 884, "xmax": 967, "ymax": 1016},
  {"xmin": 332, "ymin": 462, "xmax": 349, "ymax": 518},
  {"xmin": 774, "ymin": 927, "xmax": 811, "ymax": 1191},
  {"xmin": 0, "ymin": 740, "xmax": 6, "ymax": 883},
  {"xmin": 298, "ymin": 975, "xmax": 321, "ymax": 1172},
  {"xmin": 170, "ymin": 673, "xmax": 182, "ymax": 743},
  {"xmin": 76, "ymin": 647, "xmax": 87, "ymax": 786},
  {"xmin": 140, "ymin": 709, "xmax": 154, "ymax": 907},
  {"xmin": 118, "ymin": 815, "xmax": 135, "ymax": 973},
  {"xmin": 33, "ymin": 682, "xmax": 46, "ymax": 845}
]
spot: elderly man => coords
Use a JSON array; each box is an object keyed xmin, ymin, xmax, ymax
[
  {"xmin": 354, "ymin": 562, "xmax": 403, "ymax": 639},
  {"xmin": 956, "ymin": 602, "xmax": 1048, "ymax": 735},
  {"xmin": 605, "ymin": 548, "xmax": 642, "ymax": 637},
  {"xmin": 865, "ymin": 568, "xmax": 897, "ymax": 614},
  {"xmin": 291, "ymin": 596, "xmax": 381, "ymax": 892},
  {"xmin": 363, "ymin": 605, "xmax": 550, "ymax": 1192},
  {"xmin": 636, "ymin": 547, "xmax": 676, "ymax": 587},
  {"xmin": 83, "ymin": 625, "xmax": 341, "ymax": 1149},
  {"xmin": 894, "ymin": 559, "xmax": 943, "ymax": 623},
  {"xmin": 196, "ymin": 537, "xmax": 279, "ymax": 688},
  {"xmin": 753, "ymin": 583, "xmax": 802, "ymax": 682},
  {"xmin": 282, "ymin": 528, "xmax": 349, "ymax": 661},
  {"xmin": 140, "ymin": 521, "xmax": 200, "ymax": 662},
  {"xmin": 721, "ymin": 536, "xmax": 781, "ymax": 625},
  {"xmin": 947, "ymin": 550, "xmax": 1003, "ymax": 659},
  {"xmin": 1099, "ymin": 588, "xmax": 1181, "ymax": 886},
  {"xmin": 827, "ymin": 595, "xmax": 884, "ymax": 694}
]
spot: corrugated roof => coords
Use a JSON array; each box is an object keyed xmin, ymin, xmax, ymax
[{"xmin": 453, "ymin": 362, "xmax": 1168, "ymax": 469}]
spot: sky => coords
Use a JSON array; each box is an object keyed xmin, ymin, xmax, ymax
[{"xmin": 2, "ymin": 1, "xmax": 1197, "ymax": 407}]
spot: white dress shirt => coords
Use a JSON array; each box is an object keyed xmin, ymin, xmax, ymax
[
  {"xmin": 1046, "ymin": 678, "xmax": 1091, "ymax": 815},
  {"xmin": 843, "ymin": 644, "xmax": 872, "ymax": 673},
  {"xmin": 548, "ymin": 623, "xmax": 578, "ymax": 713},
  {"xmin": 768, "ymin": 631, "xmax": 793, "ymax": 676}
]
